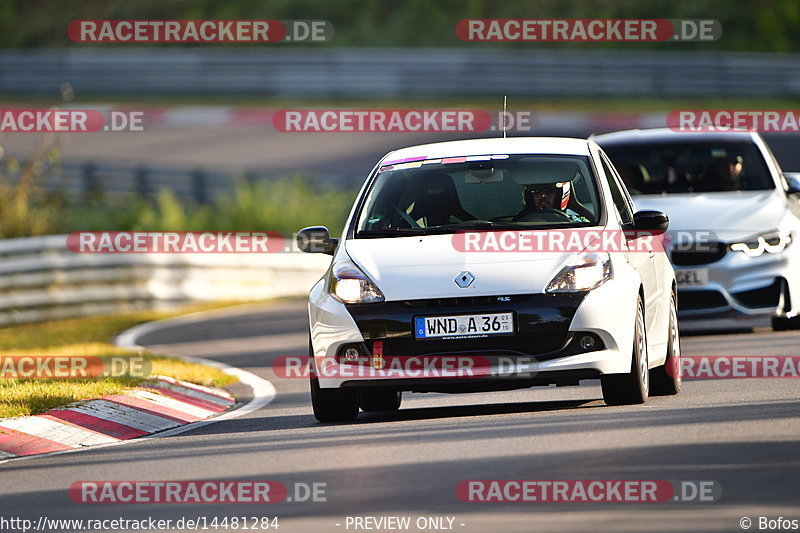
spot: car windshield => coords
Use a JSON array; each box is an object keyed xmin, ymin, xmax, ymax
[
  {"xmin": 601, "ymin": 141, "xmax": 774, "ymax": 195},
  {"xmin": 354, "ymin": 154, "xmax": 601, "ymax": 237}
]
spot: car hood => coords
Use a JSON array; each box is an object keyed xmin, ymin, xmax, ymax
[
  {"xmin": 633, "ymin": 191, "xmax": 786, "ymax": 242},
  {"xmin": 344, "ymin": 233, "xmax": 587, "ymax": 301}
]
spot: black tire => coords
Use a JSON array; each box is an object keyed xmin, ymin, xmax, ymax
[
  {"xmin": 650, "ymin": 293, "xmax": 682, "ymax": 396},
  {"xmin": 310, "ymin": 374, "xmax": 359, "ymax": 423},
  {"xmin": 601, "ymin": 296, "xmax": 649, "ymax": 406},
  {"xmin": 308, "ymin": 336, "xmax": 359, "ymax": 423},
  {"xmin": 772, "ymin": 315, "xmax": 800, "ymax": 331},
  {"xmin": 360, "ymin": 390, "xmax": 402, "ymax": 412}
]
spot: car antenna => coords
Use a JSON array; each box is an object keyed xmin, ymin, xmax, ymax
[{"xmin": 503, "ymin": 95, "xmax": 507, "ymax": 139}]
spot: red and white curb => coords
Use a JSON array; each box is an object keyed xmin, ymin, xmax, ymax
[
  {"xmin": 0, "ymin": 377, "xmax": 235, "ymax": 459},
  {"xmin": 0, "ymin": 305, "xmax": 276, "ymax": 464}
]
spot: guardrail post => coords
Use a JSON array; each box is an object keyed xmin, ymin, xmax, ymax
[
  {"xmin": 192, "ymin": 169, "xmax": 207, "ymax": 203},
  {"xmin": 82, "ymin": 162, "xmax": 100, "ymax": 200},
  {"xmin": 134, "ymin": 166, "xmax": 149, "ymax": 197}
]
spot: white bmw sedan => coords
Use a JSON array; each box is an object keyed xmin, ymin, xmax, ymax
[
  {"xmin": 298, "ymin": 137, "xmax": 679, "ymax": 422},
  {"xmin": 594, "ymin": 128, "xmax": 800, "ymax": 331}
]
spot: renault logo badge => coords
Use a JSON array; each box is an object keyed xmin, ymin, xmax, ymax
[{"xmin": 455, "ymin": 271, "xmax": 475, "ymax": 288}]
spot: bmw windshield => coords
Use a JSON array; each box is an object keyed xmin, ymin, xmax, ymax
[
  {"xmin": 355, "ymin": 155, "xmax": 602, "ymax": 237},
  {"xmin": 601, "ymin": 141, "xmax": 774, "ymax": 195}
]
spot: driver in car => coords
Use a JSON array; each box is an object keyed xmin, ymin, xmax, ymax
[
  {"xmin": 514, "ymin": 181, "xmax": 590, "ymax": 223},
  {"xmin": 708, "ymin": 155, "xmax": 744, "ymax": 191}
]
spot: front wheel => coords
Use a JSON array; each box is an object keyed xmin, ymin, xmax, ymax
[
  {"xmin": 601, "ymin": 296, "xmax": 649, "ymax": 406},
  {"xmin": 308, "ymin": 335, "xmax": 359, "ymax": 423},
  {"xmin": 772, "ymin": 315, "xmax": 800, "ymax": 331},
  {"xmin": 360, "ymin": 390, "xmax": 402, "ymax": 412},
  {"xmin": 310, "ymin": 375, "xmax": 359, "ymax": 423},
  {"xmin": 650, "ymin": 293, "xmax": 682, "ymax": 396}
]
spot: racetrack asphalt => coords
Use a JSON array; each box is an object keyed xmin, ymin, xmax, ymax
[{"xmin": 0, "ymin": 299, "xmax": 798, "ymax": 533}]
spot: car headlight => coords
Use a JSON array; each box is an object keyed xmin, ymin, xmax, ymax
[
  {"xmin": 545, "ymin": 252, "xmax": 613, "ymax": 293},
  {"xmin": 730, "ymin": 230, "xmax": 793, "ymax": 257},
  {"xmin": 328, "ymin": 259, "xmax": 385, "ymax": 304}
]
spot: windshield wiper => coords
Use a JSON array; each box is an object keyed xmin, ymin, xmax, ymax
[
  {"xmin": 356, "ymin": 222, "xmax": 534, "ymax": 238},
  {"xmin": 356, "ymin": 228, "xmax": 427, "ymax": 238},
  {"xmin": 437, "ymin": 222, "xmax": 531, "ymax": 231}
]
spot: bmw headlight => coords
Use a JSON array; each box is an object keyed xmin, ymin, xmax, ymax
[
  {"xmin": 546, "ymin": 252, "xmax": 613, "ymax": 293},
  {"xmin": 328, "ymin": 259, "xmax": 385, "ymax": 304},
  {"xmin": 730, "ymin": 230, "xmax": 793, "ymax": 257}
]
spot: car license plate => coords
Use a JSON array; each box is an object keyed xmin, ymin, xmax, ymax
[
  {"xmin": 414, "ymin": 312, "xmax": 514, "ymax": 340},
  {"xmin": 675, "ymin": 268, "xmax": 709, "ymax": 287}
]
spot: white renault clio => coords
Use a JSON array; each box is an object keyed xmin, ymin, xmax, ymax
[{"xmin": 298, "ymin": 138, "xmax": 679, "ymax": 422}]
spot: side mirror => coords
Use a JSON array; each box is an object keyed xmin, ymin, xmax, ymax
[
  {"xmin": 783, "ymin": 172, "xmax": 800, "ymax": 195},
  {"xmin": 296, "ymin": 226, "xmax": 338, "ymax": 255},
  {"xmin": 631, "ymin": 210, "xmax": 669, "ymax": 232}
]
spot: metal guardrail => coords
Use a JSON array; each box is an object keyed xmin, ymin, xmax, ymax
[
  {"xmin": 1, "ymin": 48, "xmax": 799, "ymax": 98},
  {"xmin": 58, "ymin": 160, "xmax": 249, "ymax": 202},
  {"xmin": 0, "ymin": 235, "xmax": 330, "ymax": 326},
  {"xmin": 0, "ymin": 158, "xmax": 353, "ymax": 201}
]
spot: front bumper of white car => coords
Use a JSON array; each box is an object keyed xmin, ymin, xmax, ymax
[
  {"xmin": 672, "ymin": 244, "xmax": 794, "ymax": 320},
  {"xmin": 308, "ymin": 274, "xmax": 641, "ymax": 391}
]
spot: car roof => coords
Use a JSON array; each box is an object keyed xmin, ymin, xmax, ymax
[
  {"xmin": 592, "ymin": 127, "xmax": 760, "ymax": 146},
  {"xmin": 382, "ymin": 137, "xmax": 592, "ymax": 163}
]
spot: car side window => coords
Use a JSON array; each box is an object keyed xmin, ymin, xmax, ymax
[{"xmin": 599, "ymin": 153, "xmax": 634, "ymax": 225}]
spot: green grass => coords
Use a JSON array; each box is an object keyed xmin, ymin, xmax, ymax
[
  {"xmin": 0, "ymin": 378, "xmax": 145, "ymax": 420},
  {"xmin": 0, "ymin": 176, "xmax": 356, "ymax": 239},
  {"xmin": 0, "ymin": 302, "xmax": 249, "ymax": 419}
]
